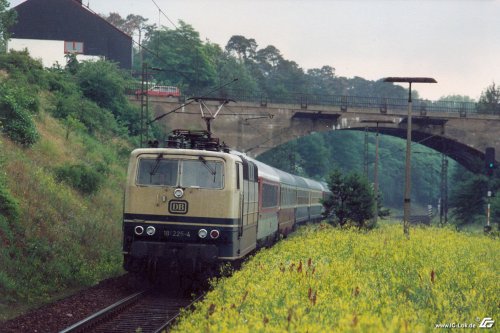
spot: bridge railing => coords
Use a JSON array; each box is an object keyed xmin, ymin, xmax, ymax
[
  {"xmin": 188, "ymin": 88, "xmax": 482, "ymax": 115},
  {"xmin": 128, "ymin": 84, "xmax": 498, "ymax": 116}
]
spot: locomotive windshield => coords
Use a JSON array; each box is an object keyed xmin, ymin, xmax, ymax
[
  {"xmin": 137, "ymin": 159, "xmax": 179, "ymax": 186},
  {"xmin": 137, "ymin": 157, "xmax": 223, "ymax": 189},
  {"xmin": 181, "ymin": 159, "xmax": 223, "ymax": 189}
]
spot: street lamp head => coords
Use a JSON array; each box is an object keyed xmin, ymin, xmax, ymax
[{"xmin": 383, "ymin": 77, "xmax": 437, "ymax": 83}]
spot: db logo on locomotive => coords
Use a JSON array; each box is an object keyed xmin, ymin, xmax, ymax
[{"xmin": 169, "ymin": 200, "xmax": 188, "ymax": 214}]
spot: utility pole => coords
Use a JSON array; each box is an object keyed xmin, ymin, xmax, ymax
[
  {"xmin": 440, "ymin": 153, "xmax": 448, "ymax": 225},
  {"xmin": 374, "ymin": 123, "xmax": 380, "ymax": 224},
  {"xmin": 140, "ymin": 62, "xmax": 149, "ymax": 148},
  {"xmin": 360, "ymin": 119, "xmax": 394, "ymax": 225},
  {"xmin": 484, "ymin": 147, "xmax": 496, "ymax": 233},
  {"xmin": 364, "ymin": 127, "xmax": 369, "ymax": 178},
  {"xmin": 383, "ymin": 77, "xmax": 437, "ymax": 238}
]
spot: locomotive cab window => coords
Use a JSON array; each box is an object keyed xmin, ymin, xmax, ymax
[
  {"xmin": 181, "ymin": 159, "xmax": 223, "ymax": 189},
  {"xmin": 137, "ymin": 159, "xmax": 178, "ymax": 186},
  {"xmin": 136, "ymin": 156, "xmax": 223, "ymax": 189}
]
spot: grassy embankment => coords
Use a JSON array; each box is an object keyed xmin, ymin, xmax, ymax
[
  {"xmin": 0, "ymin": 109, "xmax": 129, "ymax": 320},
  {"xmin": 173, "ymin": 223, "xmax": 499, "ymax": 333}
]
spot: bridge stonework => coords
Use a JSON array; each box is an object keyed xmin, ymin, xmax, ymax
[{"xmin": 137, "ymin": 97, "xmax": 500, "ymax": 172}]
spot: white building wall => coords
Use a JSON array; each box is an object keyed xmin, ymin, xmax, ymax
[{"xmin": 7, "ymin": 38, "xmax": 102, "ymax": 67}]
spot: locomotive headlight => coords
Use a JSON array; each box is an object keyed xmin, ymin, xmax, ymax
[
  {"xmin": 173, "ymin": 188, "xmax": 184, "ymax": 198},
  {"xmin": 134, "ymin": 226, "xmax": 144, "ymax": 236},
  {"xmin": 146, "ymin": 226, "xmax": 156, "ymax": 236},
  {"xmin": 198, "ymin": 229, "xmax": 208, "ymax": 239}
]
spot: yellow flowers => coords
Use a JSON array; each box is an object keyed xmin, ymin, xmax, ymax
[{"xmin": 173, "ymin": 223, "xmax": 499, "ymax": 332}]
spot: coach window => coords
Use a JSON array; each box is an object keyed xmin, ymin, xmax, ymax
[{"xmin": 262, "ymin": 183, "xmax": 278, "ymax": 208}]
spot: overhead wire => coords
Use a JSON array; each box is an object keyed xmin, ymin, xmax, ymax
[{"xmin": 150, "ymin": 0, "xmax": 178, "ymax": 29}]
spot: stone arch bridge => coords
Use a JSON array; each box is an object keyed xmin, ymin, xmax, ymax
[{"xmin": 131, "ymin": 96, "xmax": 500, "ymax": 173}]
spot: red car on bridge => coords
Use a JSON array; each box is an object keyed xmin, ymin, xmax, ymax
[{"xmin": 135, "ymin": 85, "xmax": 180, "ymax": 97}]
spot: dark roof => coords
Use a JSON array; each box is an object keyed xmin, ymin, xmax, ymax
[
  {"xmin": 10, "ymin": 0, "xmax": 132, "ymax": 39},
  {"xmin": 9, "ymin": 0, "xmax": 132, "ymax": 68}
]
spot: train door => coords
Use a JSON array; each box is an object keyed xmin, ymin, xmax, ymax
[{"xmin": 237, "ymin": 159, "xmax": 258, "ymax": 257}]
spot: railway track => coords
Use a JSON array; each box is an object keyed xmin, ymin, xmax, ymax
[{"xmin": 59, "ymin": 290, "xmax": 203, "ymax": 333}]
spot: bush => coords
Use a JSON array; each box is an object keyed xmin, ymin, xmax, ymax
[
  {"xmin": 0, "ymin": 183, "xmax": 20, "ymax": 222},
  {"xmin": 1, "ymin": 113, "xmax": 39, "ymax": 147},
  {"xmin": 54, "ymin": 163, "xmax": 104, "ymax": 195},
  {"xmin": 0, "ymin": 50, "xmax": 46, "ymax": 87},
  {"xmin": 76, "ymin": 60, "xmax": 128, "ymax": 112},
  {"xmin": 45, "ymin": 67, "xmax": 79, "ymax": 95},
  {"xmin": 323, "ymin": 169, "xmax": 377, "ymax": 229},
  {"xmin": 0, "ymin": 82, "xmax": 40, "ymax": 147},
  {"xmin": 51, "ymin": 92, "xmax": 123, "ymax": 135}
]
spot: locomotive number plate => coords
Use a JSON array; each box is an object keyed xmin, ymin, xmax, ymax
[
  {"xmin": 168, "ymin": 200, "xmax": 188, "ymax": 214},
  {"xmin": 164, "ymin": 230, "xmax": 191, "ymax": 238}
]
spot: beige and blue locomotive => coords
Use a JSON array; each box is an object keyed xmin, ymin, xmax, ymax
[{"xmin": 122, "ymin": 130, "xmax": 329, "ymax": 279}]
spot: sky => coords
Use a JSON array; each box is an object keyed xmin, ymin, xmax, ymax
[{"xmin": 9, "ymin": 0, "xmax": 500, "ymax": 100}]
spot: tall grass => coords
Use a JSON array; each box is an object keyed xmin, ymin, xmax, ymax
[{"xmin": 173, "ymin": 223, "xmax": 499, "ymax": 332}]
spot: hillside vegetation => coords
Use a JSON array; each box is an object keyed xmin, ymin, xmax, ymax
[
  {"xmin": 172, "ymin": 223, "xmax": 499, "ymax": 333},
  {"xmin": 0, "ymin": 51, "xmax": 137, "ymax": 320}
]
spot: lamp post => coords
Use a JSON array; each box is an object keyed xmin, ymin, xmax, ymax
[{"xmin": 383, "ymin": 77, "xmax": 437, "ymax": 237}]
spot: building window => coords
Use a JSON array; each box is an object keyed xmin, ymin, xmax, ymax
[{"xmin": 64, "ymin": 41, "xmax": 84, "ymax": 54}]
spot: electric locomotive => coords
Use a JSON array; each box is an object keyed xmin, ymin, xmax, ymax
[{"xmin": 122, "ymin": 130, "xmax": 328, "ymax": 282}]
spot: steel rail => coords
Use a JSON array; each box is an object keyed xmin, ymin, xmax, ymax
[
  {"xmin": 153, "ymin": 293, "xmax": 206, "ymax": 333},
  {"xmin": 58, "ymin": 291, "xmax": 146, "ymax": 333}
]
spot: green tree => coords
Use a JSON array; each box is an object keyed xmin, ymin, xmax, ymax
[
  {"xmin": 491, "ymin": 195, "xmax": 500, "ymax": 226},
  {"xmin": 102, "ymin": 12, "xmax": 152, "ymax": 67},
  {"xmin": 0, "ymin": 0, "xmax": 16, "ymax": 52},
  {"xmin": 63, "ymin": 114, "xmax": 86, "ymax": 140},
  {"xmin": 306, "ymin": 65, "xmax": 336, "ymax": 95},
  {"xmin": 142, "ymin": 21, "xmax": 216, "ymax": 92},
  {"xmin": 323, "ymin": 169, "xmax": 376, "ymax": 229},
  {"xmin": 102, "ymin": 12, "xmax": 150, "ymax": 37},
  {"xmin": 258, "ymin": 140, "xmax": 305, "ymax": 176},
  {"xmin": 449, "ymin": 175, "xmax": 488, "ymax": 225},
  {"xmin": 477, "ymin": 82, "xmax": 500, "ymax": 114},
  {"xmin": 76, "ymin": 60, "xmax": 128, "ymax": 111},
  {"xmin": 295, "ymin": 133, "xmax": 328, "ymax": 179},
  {"xmin": 102, "ymin": 12, "xmax": 125, "ymax": 30},
  {"xmin": 75, "ymin": 59, "xmax": 142, "ymax": 136},
  {"xmin": 204, "ymin": 41, "xmax": 258, "ymax": 94},
  {"xmin": 438, "ymin": 94, "xmax": 475, "ymax": 103},
  {"xmin": 225, "ymin": 35, "xmax": 257, "ymax": 62},
  {"xmin": 252, "ymin": 44, "xmax": 308, "ymax": 97}
]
